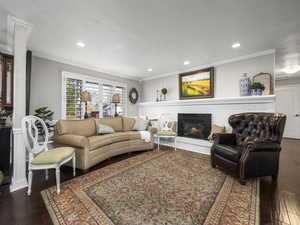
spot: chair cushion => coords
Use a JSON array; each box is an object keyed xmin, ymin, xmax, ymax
[
  {"xmin": 31, "ymin": 147, "xmax": 74, "ymax": 165},
  {"xmin": 88, "ymin": 133, "xmax": 130, "ymax": 150},
  {"xmin": 213, "ymin": 144, "xmax": 243, "ymax": 163},
  {"xmin": 157, "ymin": 131, "xmax": 177, "ymax": 136}
]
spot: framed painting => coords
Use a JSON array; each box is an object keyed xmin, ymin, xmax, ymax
[{"xmin": 179, "ymin": 67, "xmax": 214, "ymax": 100}]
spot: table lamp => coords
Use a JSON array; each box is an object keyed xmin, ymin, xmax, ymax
[
  {"xmin": 81, "ymin": 90, "xmax": 91, "ymax": 119},
  {"xmin": 112, "ymin": 93, "xmax": 120, "ymax": 117}
]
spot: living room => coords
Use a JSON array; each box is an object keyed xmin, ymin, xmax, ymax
[{"xmin": 0, "ymin": 1, "xmax": 300, "ymax": 225}]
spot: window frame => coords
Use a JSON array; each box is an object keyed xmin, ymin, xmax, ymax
[{"xmin": 61, "ymin": 71, "xmax": 127, "ymax": 119}]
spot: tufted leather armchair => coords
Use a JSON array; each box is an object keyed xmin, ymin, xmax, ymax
[{"xmin": 211, "ymin": 112, "xmax": 286, "ymax": 184}]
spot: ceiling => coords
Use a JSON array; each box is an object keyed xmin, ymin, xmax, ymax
[
  {"xmin": 0, "ymin": 7, "xmax": 9, "ymax": 52},
  {"xmin": 0, "ymin": 0, "xmax": 300, "ymax": 80}
]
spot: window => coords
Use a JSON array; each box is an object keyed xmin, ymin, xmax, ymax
[
  {"xmin": 62, "ymin": 71, "xmax": 127, "ymax": 120},
  {"xmin": 65, "ymin": 78, "xmax": 83, "ymax": 120}
]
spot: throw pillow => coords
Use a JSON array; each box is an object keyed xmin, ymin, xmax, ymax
[
  {"xmin": 98, "ymin": 124, "xmax": 115, "ymax": 134},
  {"xmin": 132, "ymin": 118, "xmax": 149, "ymax": 131},
  {"xmin": 208, "ymin": 124, "xmax": 226, "ymax": 142}
]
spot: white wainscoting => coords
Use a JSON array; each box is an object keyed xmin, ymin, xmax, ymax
[{"xmin": 139, "ymin": 95, "xmax": 276, "ymax": 154}]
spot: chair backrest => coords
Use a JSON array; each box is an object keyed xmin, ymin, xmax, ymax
[
  {"xmin": 228, "ymin": 112, "xmax": 286, "ymax": 146},
  {"xmin": 159, "ymin": 114, "xmax": 177, "ymax": 132},
  {"xmin": 21, "ymin": 116, "xmax": 49, "ymax": 157}
]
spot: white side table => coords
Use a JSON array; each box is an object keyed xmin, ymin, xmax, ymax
[{"xmin": 155, "ymin": 134, "xmax": 177, "ymax": 151}]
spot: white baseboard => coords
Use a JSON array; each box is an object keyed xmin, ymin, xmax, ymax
[
  {"xmin": 155, "ymin": 136, "xmax": 212, "ymax": 155},
  {"xmin": 10, "ymin": 178, "xmax": 28, "ymax": 192}
]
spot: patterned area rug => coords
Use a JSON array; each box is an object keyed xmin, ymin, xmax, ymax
[{"xmin": 41, "ymin": 150, "xmax": 259, "ymax": 225}]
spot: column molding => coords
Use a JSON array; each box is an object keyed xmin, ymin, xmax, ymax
[{"xmin": 9, "ymin": 16, "xmax": 33, "ymax": 192}]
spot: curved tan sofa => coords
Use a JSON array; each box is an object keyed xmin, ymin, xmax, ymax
[{"xmin": 53, "ymin": 117, "xmax": 156, "ymax": 170}]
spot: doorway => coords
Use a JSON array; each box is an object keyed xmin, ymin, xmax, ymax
[{"xmin": 276, "ymin": 85, "xmax": 300, "ymax": 139}]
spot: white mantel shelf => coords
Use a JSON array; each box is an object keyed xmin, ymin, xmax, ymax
[{"xmin": 139, "ymin": 95, "xmax": 276, "ymax": 107}]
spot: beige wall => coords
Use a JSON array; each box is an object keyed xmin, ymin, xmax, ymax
[
  {"xmin": 141, "ymin": 54, "xmax": 275, "ymax": 102},
  {"xmin": 30, "ymin": 56, "xmax": 141, "ymax": 120}
]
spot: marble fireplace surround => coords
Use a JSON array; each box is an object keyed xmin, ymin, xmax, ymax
[{"xmin": 139, "ymin": 95, "xmax": 276, "ymax": 155}]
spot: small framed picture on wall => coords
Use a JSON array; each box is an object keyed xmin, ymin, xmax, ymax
[{"xmin": 179, "ymin": 67, "xmax": 214, "ymax": 100}]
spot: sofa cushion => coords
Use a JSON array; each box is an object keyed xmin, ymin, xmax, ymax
[
  {"xmin": 132, "ymin": 118, "xmax": 148, "ymax": 131},
  {"xmin": 88, "ymin": 133, "xmax": 130, "ymax": 150},
  {"xmin": 124, "ymin": 131, "xmax": 141, "ymax": 140},
  {"xmin": 96, "ymin": 117, "xmax": 123, "ymax": 132},
  {"xmin": 122, "ymin": 117, "xmax": 136, "ymax": 131},
  {"xmin": 213, "ymin": 144, "xmax": 243, "ymax": 163},
  {"xmin": 97, "ymin": 124, "xmax": 115, "ymax": 134},
  {"xmin": 56, "ymin": 119, "xmax": 97, "ymax": 137}
]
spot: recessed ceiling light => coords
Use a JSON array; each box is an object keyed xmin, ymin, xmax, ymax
[
  {"xmin": 232, "ymin": 42, "xmax": 241, "ymax": 48},
  {"xmin": 147, "ymin": 68, "xmax": 153, "ymax": 72},
  {"xmin": 184, "ymin": 61, "xmax": 190, "ymax": 65},
  {"xmin": 76, "ymin": 41, "xmax": 85, "ymax": 48},
  {"xmin": 281, "ymin": 65, "xmax": 300, "ymax": 74}
]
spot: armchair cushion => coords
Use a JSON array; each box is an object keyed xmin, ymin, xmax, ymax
[
  {"xmin": 213, "ymin": 144, "xmax": 243, "ymax": 163},
  {"xmin": 31, "ymin": 147, "xmax": 74, "ymax": 165},
  {"xmin": 214, "ymin": 133, "xmax": 236, "ymax": 145}
]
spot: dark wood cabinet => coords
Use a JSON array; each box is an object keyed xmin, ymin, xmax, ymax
[
  {"xmin": 0, "ymin": 53, "xmax": 14, "ymax": 106},
  {"xmin": 0, "ymin": 127, "xmax": 12, "ymax": 187}
]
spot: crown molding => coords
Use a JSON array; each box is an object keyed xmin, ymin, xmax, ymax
[
  {"xmin": 0, "ymin": 44, "xmax": 13, "ymax": 54},
  {"xmin": 32, "ymin": 50, "xmax": 140, "ymax": 81},
  {"xmin": 7, "ymin": 15, "xmax": 33, "ymax": 51},
  {"xmin": 140, "ymin": 49, "xmax": 276, "ymax": 81}
]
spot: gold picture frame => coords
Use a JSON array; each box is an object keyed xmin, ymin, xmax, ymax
[
  {"xmin": 179, "ymin": 67, "xmax": 214, "ymax": 100},
  {"xmin": 252, "ymin": 72, "xmax": 273, "ymax": 95}
]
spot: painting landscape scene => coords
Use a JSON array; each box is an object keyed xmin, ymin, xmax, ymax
[{"xmin": 181, "ymin": 72, "xmax": 211, "ymax": 97}]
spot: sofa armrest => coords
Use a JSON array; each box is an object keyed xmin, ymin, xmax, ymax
[
  {"xmin": 245, "ymin": 141, "xmax": 281, "ymax": 152},
  {"xmin": 214, "ymin": 133, "xmax": 236, "ymax": 145},
  {"xmin": 147, "ymin": 126, "xmax": 158, "ymax": 134},
  {"xmin": 53, "ymin": 134, "xmax": 89, "ymax": 149}
]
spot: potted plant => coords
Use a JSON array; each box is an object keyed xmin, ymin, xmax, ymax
[
  {"xmin": 250, "ymin": 82, "xmax": 265, "ymax": 96},
  {"xmin": 161, "ymin": 88, "xmax": 168, "ymax": 101},
  {"xmin": 34, "ymin": 107, "xmax": 55, "ymax": 136}
]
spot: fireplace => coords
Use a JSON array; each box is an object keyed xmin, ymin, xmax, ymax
[{"xmin": 178, "ymin": 113, "xmax": 212, "ymax": 140}]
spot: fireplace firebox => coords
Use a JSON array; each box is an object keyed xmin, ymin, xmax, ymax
[{"xmin": 178, "ymin": 113, "xmax": 211, "ymax": 140}]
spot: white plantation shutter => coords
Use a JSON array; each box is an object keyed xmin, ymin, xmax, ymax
[
  {"xmin": 62, "ymin": 71, "xmax": 127, "ymax": 119},
  {"xmin": 102, "ymin": 84, "xmax": 113, "ymax": 117},
  {"xmin": 85, "ymin": 81, "xmax": 100, "ymax": 115},
  {"xmin": 65, "ymin": 78, "xmax": 83, "ymax": 120},
  {"xmin": 115, "ymin": 86, "xmax": 126, "ymax": 116}
]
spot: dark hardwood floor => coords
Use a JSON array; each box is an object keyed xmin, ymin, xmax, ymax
[{"xmin": 0, "ymin": 139, "xmax": 299, "ymax": 225}]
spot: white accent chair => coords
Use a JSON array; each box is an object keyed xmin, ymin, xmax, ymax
[
  {"xmin": 21, "ymin": 116, "xmax": 76, "ymax": 195},
  {"xmin": 155, "ymin": 115, "xmax": 177, "ymax": 151}
]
